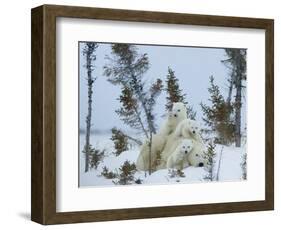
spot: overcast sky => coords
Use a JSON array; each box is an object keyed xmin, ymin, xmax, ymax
[{"xmin": 79, "ymin": 42, "xmax": 246, "ymax": 133}]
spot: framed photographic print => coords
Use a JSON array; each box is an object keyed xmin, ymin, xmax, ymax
[{"xmin": 31, "ymin": 4, "xmax": 274, "ymax": 225}]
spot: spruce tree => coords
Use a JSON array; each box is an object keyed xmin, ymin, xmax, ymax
[
  {"xmin": 100, "ymin": 166, "xmax": 117, "ymax": 179},
  {"xmin": 204, "ymin": 141, "xmax": 216, "ymax": 181},
  {"xmin": 100, "ymin": 162, "xmax": 142, "ymax": 185},
  {"xmin": 201, "ymin": 76, "xmax": 235, "ymax": 145},
  {"xmin": 82, "ymin": 42, "xmax": 98, "ymax": 172},
  {"xmin": 84, "ymin": 146, "xmax": 105, "ymax": 170},
  {"xmin": 111, "ymin": 128, "xmax": 129, "ymax": 156},
  {"xmin": 222, "ymin": 49, "xmax": 246, "ymax": 147},
  {"xmin": 104, "ymin": 44, "xmax": 163, "ymax": 136},
  {"xmin": 113, "ymin": 160, "xmax": 137, "ymax": 185},
  {"xmin": 165, "ymin": 67, "xmax": 196, "ymax": 119},
  {"xmin": 104, "ymin": 44, "xmax": 163, "ymax": 174},
  {"xmin": 116, "ymin": 86, "xmax": 147, "ymax": 137}
]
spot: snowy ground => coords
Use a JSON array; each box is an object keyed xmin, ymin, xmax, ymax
[{"xmin": 79, "ymin": 133, "xmax": 246, "ymax": 187}]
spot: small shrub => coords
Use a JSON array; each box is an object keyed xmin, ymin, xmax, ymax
[
  {"xmin": 111, "ymin": 128, "xmax": 129, "ymax": 156},
  {"xmin": 113, "ymin": 160, "xmax": 137, "ymax": 185},
  {"xmin": 168, "ymin": 169, "xmax": 185, "ymax": 178},
  {"xmin": 100, "ymin": 166, "xmax": 117, "ymax": 179},
  {"xmin": 203, "ymin": 141, "xmax": 216, "ymax": 181},
  {"xmin": 82, "ymin": 145, "xmax": 105, "ymax": 170}
]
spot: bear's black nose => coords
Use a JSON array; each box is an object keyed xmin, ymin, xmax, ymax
[
  {"xmin": 185, "ymin": 150, "xmax": 188, "ymax": 154},
  {"xmin": 192, "ymin": 130, "xmax": 195, "ymax": 134},
  {"xmin": 198, "ymin": 162, "xmax": 204, "ymax": 167},
  {"xmin": 174, "ymin": 114, "xmax": 177, "ymax": 117}
]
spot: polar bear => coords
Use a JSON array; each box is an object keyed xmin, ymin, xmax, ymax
[
  {"xmin": 158, "ymin": 136, "xmax": 205, "ymax": 169},
  {"xmin": 158, "ymin": 102, "xmax": 187, "ymax": 136},
  {"xmin": 136, "ymin": 102, "xmax": 187, "ymax": 171},
  {"xmin": 166, "ymin": 139, "xmax": 193, "ymax": 170},
  {"xmin": 174, "ymin": 119, "xmax": 204, "ymax": 144},
  {"xmin": 158, "ymin": 119, "xmax": 205, "ymax": 169},
  {"xmin": 136, "ymin": 133, "xmax": 167, "ymax": 171},
  {"xmin": 186, "ymin": 141, "xmax": 206, "ymax": 167}
]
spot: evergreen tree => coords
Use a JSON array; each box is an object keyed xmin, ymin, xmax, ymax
[
  {"xmin": 100, "ymin": 162, "xmax": 142, "ymax": 185},
  {"xmin": 104, "ymin": 44, "xmax": 163, "ymax": 136},
  {"xmin": 204, "ymin": 141, "xmax": 216, "ymax": 181},
  {"xmin": 168, "ymin": 169, "xmax": 185, "ymax": 179},
  {"xmin": 222, "ymin": 49, "xmax": 246, "ymax": 147},
  {"xmin": 104, "ymin": 44, "xmax": 163, "ymax": 174},
  {"xmin": 116, "ymin": 86, "xmax": 147, "ymax": 137},
  {"xmin": 165, "ymin": 67, "xmax": 196, "ymax": 119},
  {"xmin": 100, "ymin": 166, "xmax": 117, "ymax": 179},
  {"xmin": 111, "ymin": 128, "xmax": 129, "ymax": 156},
  {"xmin": 82, "ymin": 42, "xmax": 98, "ymax": 172},
  {"xmin": 83, "ymin": 145, "xmax": 105, "ymax": 170},
  {"xmin": 201, "ymin": 76, "xmax": 235, "ymax": 145},
  {"xmin": 113, "ymin": 160, "xmax": 137, "ymax": 185},
  {"xmin": 146, "ymin": 78, "xmax": 163, "ymax": 173}
]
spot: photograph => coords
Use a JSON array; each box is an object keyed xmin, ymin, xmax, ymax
[{"xmin": 78, "ymin": 41, "xmax": 247, "ymax": 187}]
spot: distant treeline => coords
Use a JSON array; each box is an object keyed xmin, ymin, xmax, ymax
[
  {"xmin": 79, "ymin": 129, "xmax": 112, "ymax": 135},
  {"xmin": 79, "ymin": 129, "xmax": 136, "ymax": 135}
]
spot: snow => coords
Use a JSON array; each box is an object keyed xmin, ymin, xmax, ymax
[
  {"xmin": 216, "ymin": 145, "xmax": 245, "ymax": 181},
  {"xmin": 79, "ymin": 134, "xmax": 246, "ymax": 187}
]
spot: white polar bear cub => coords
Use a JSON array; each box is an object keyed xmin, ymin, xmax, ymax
[
  {"xmin": 158, "ymin": 102, "xmax": 187, "ymax": 136},
  {"xmin": 174, "ymin": 119, "xmax": 204, "ymax": 144},
  {"xmin": 158, "ymin": 119, "xmax": 205, "ymax": 169},
  {"xmin": 167, "ymin": 139, "xmax": 193, "ymax": 170}
]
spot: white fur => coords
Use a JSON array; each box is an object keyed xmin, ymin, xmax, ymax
[
  {"xmin": 136, "ymin": 133, "xmax": 166, "ymax": 171},
  {"xmin": 186, "ymin": 141, "xmax": 207, "ymax": 167},
  {"xmin": 136, "ymin": 102, "xmax": 187, "ymax": 171},
  {"xmin": 166, "ymin": 139, "xmax": 193, "ymax": 170},
  {"xmin": 158, "ymin": 119, "xmax": 205, "ymax": 169},
  {"xmin": 158, "ymin": 102, "xmax": 187, "ymax": 136},
  {"xmin": 174, "ymin": 119, "xmax": 204, "ymax": 144}
]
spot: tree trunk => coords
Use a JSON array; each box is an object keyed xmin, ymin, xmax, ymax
[
  {"xmin": 226, "ymin": 73, "xmax": 234, "ymax": 107},
  {"xmin": 131, "ymin": 73, "xmax": 156, "ymax": 134},
  {"xmin": 142, "ymin": 102, "xmax": 156, "ymax": 134},
  {"xmin": 223, "ymin": 49, "xmax": 245, "ymax": 147},
  {"xmin": 235, "ymin": 74, "xmax": 242, "ymax": 147},
  {"xmin": 132, "ymin": 106, "xmax": 149, "ymax": 138},
  {"xmin": 215, "ymin": 146, "xmax": 224, "ymax": 181},
  {"xmin": 148, "ymin": 131, "xmax": 152, "ymax": 175},
  {"xmin": 85, "ymin": 53, "xmax": 94, "ymax": 172}
]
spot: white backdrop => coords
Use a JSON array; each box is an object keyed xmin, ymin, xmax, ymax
[{"xmin": 0, "ymin": 0, "xmax": 279, "ymax": 229}]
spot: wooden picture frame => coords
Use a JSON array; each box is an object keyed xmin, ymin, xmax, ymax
[{"xmin": 31, "ymin": 4, "xmax": 274, "ymax": 225}]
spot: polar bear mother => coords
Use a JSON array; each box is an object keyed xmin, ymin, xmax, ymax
[{"xmin": 136, "ymin": 102, "xmax": 187, "ymax": 171}]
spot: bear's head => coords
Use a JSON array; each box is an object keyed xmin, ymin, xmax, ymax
[
  {"xmin": 188, "ymin": 119, "xmax": 200, "ymax": 135},
  {"xmin": 178, "ymin": 139, "xmax": 193, "ymax": 155},
  {"xmin": 180, "ymin": 119, "xmax": 201, "ymax": 138},
  {"xmin": 171, "ymin": 102, "xmax": 187, "ymax": 120},
  {"xmin": 187, "ymin": 151, "xmax": 206, "ymax": 167}
]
